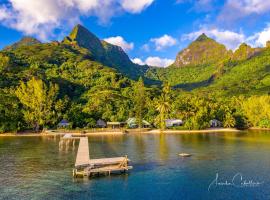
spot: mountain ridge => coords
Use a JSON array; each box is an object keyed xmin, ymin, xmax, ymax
[{"xmin": 2, "ymin": 25, "xmax": 270, "ymax": 95}]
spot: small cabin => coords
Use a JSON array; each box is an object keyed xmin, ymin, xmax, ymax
[
  {"xmin": 126, "ymin": 118, "xmax": 151, "ymax": 128},
  {"xmin": 96, "ymin": 119, "xmax": 107, "ymax": 128},
  {"xmin": 107, "ymin": 122, "xmax": 126, "ymax": 129},
  {"xmin": 210, "ymin": 119, "xmax": 222, "ymax": 128},
  {"xmin": 165, "ymin": 119, "xmax": 183, "ymax": 128},
  {"xmin": 58, "ymin": 119, "xmax": 70, "ymax": 128}
]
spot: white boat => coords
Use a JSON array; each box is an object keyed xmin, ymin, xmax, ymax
[{"xmin": 179, "ymin": 153, "xmax": 192, "ymax": 157}]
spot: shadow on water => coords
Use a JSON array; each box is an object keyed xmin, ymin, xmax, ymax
[
  {"xmin": 72, "ymin": 172, "xmax": 130, "ymax": 182},
  {"xmin": 131, "ymin": 160, "xmax": 166, "ymax": 173}
]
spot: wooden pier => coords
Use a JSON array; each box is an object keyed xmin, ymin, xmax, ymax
[
  {"xmin": 63, "ymin": 135, "xmax": 132, "ymax": 178},
  {"xmin": 75, "ymin": 137, "xmax": 90, "ymax": 168}
]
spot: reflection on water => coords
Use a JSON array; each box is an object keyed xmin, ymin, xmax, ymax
[{"xmin": 0, "ymin": 131, "xmax": 270, "ymax": 200}]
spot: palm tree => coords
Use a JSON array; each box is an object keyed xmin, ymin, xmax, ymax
[{"xmin": 155, "ymin": 94, "xmax": 171, "ymax": 131}]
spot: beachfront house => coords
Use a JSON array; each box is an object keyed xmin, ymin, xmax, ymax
[
  {"xmin": 210, "ymin": 119, "xmax": 222, "ymax": 127},
  {"xmin": 126, "ymin": 118, "xmax": 151, "ymax": 128},
  {"xmin": 58, "ymin": 119, "xmax": 70, "ymax": 128},
  {"xmin": 165, "ymin": 119, "xmax": 183, "ymax": 128},
  {"xmin": 107, "ymin": 122, "xmax": 126, "ymax": 129},
  {"xmin": 96, "ymin": 119, "xmax": 107, "ymax": 128}
]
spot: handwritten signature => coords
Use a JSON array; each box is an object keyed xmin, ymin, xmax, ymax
[{"xmin": 208, "ymin": 173, "xmax": 264, "ymax": 191}]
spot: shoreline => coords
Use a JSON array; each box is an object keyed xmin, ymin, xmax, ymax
[
  {"xmin": 0, "ymin": 128, "xmax": 245, "ymax": 137},
  {"xmin": 2, "ymin": 127, "xmax": 270, "ymax": 137},
  {"xmin": 140, "ymin": 128, "xmax": 241, "ymax": 134},
  {"xmin": 248, "ymin": 127, "xmax": 270, "ymax": 131}
]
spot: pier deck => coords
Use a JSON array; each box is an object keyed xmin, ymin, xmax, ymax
[
  {"xmin": 75, "ymin": 137, "xmax": 90, "ymax": 168},
  {"xmin": 68, "ymin": 135, "xmax": 132, "ymax": 178}
]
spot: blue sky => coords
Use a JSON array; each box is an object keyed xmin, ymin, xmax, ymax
[{"xmin": 1, "ymin": 0, "xmax": 270, "ymax": 67}]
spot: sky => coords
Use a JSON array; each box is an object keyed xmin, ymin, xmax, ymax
[{"xmin": 1, "ymin": 0, "xmax": 270, "ymax": 67}]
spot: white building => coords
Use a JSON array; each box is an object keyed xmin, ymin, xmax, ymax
[{"xmin": 165, "ymin": 119, "xmax": 183, "ymax": 128}]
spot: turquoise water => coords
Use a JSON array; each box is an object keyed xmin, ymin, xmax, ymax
[{"xmin": 0, "ymin": 131, "xmax": 270, "ymax": 200}]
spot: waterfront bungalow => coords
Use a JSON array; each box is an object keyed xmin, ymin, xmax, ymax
[
  {"xmin": 210, "ymin": 119, "xmax": 222, "ymax": 127},
  {"xmin": 107, "ymin": 122, "xmax": 126, "ymax": 129},
  {"xmin": 58, "ymin": 119, "xmax": 70, "ymax": 128},
  {"xmin": 126, "ymin": 118, "xmax": 151, "ymax": 128},
  {"xmin": 96, "ymin": 119, "xmax": 107, "ymax": 128},
  {"xmin": 165, "ymin": 119, "xmax": 183, "ymax": 128}
]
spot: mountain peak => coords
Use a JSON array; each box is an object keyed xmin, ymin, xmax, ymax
[
  {"xmin": 63, "ymin": 24, "xmax": 105, "ymax": 60},
  {"xmin": 62, "ymin": 24, "xmax": 142, "ymax": 78},
  {"xmin": 4, "ymin": 36, "xmax": 41, "ymax": 50},
  {"xmin": 195, "ymin": 33, "xmax": 210, "ymax": 42},
  {"xmin": 238, "ymin": 42, "xmax": 249, "ymax": 48},
  {"xmin": 69, "ymin": 24, "xmax": 93, "ymax": 40},
  {"xmin": 173, "ymin": 33, "xmax": 229, "ymax": 67}
]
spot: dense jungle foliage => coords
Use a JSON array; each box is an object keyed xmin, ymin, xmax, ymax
[{"xmin": 0, "ymin": 25, "xmax": 270, "ymax": 132}]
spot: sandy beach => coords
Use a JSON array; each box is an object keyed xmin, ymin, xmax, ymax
[{"xmin": 0, "ymin": 128, "xmax": 243, "ymax": 137}]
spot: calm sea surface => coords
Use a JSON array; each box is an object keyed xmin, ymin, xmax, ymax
[{"xmin": 0, "ymin": 131, "xmax": 270, "ymax": 200}]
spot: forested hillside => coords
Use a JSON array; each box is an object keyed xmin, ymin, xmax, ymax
[
  {"xmin": 146, "ymin": 35, "xmax": 270, "ymax": 96},
  {"xmin": 0, "ymin": 25, "xmax": 270, "ymax": 133}
]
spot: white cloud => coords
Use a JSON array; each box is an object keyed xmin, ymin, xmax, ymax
[
  {"xmin": 219, "ymin": 0, "xmax": 270, "ymax": 21},
  {"xmin": 104, "ymin": 36, "xmax": 134, "ymax": 52},
  {"xmin": 132, "ymin": 57, "xmax": 174, "ymax": 67},
  {"xmin": 247, "ymin": 24, "xmax": 270, "ymax": 47},
  {"xmin": 132, "ymin": 58, "xmax": 145, "ymax": 65},
  {"xmin": 182, "ymin": 27, "xmax": 245, "ymax": 50},
  {"xmin": 150, "ymin": 34, "xmax": 177, "ymax": 51},
  {"xmin": 121, "ymin": 0, "xmax": 154, "ymax": 13},
  {"xmin": 0, "ymin": 0, "xmax": 154, "ymax": 40}
]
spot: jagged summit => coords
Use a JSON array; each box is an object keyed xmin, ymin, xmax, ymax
[
  {"xmin": 63, "ymin": 24, "xmax": 104, "ymax": 60},
  {"xmin": 4, "ymin": 36, "xmax": 41, "ymax": 50},
  {"xmin": 195, "ymin": 33, "xmax": 210, "ymax": 42},
  {"xmin": 68, "ymin": 24, "xmax": 100, "ymax": 44}
]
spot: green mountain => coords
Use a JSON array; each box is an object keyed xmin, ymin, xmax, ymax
[
  {"xmin": 2, "ymin": 27, "xmax": 270, "ymax": 97},
  {"xmin": 146, "ymin": 35, "xmax": 270, "ymax": 95},
  {"xmin": 62, "ymin": 24, "xmax": 148, "ymax": 79},
  {"xmin": 172, "ymin": 33, "xmax": 231, "ymax": 67},
  {"xmin": 4, "ymin": 37, "xmax": 41, "ymax": 51}
]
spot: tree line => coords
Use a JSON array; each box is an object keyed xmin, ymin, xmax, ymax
[{"xmin": 1, "ymin": 76, "xmax": 269, "ymax": 133}]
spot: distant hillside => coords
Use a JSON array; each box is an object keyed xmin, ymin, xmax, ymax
[
  {"xmin": 172, "ymin": 33, "xmax": 231, "ymax": 68},
  {"xmin": 0, "ymin": 41, "xmax": 133, "ymax": 99},
  {"xmin": 196, "ymin": 47, "xmax": 270, "ymax": 96},
  {"xmin": 145, "ymin": 34, "xmax": 270, "ymax": 95},
  {"xmin": 4, "ymin": 37, "xmax": 41, "ymax": 51}
]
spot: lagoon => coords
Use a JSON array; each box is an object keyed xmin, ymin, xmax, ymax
[{"xmin": 0, "ymin": 131, "xmax": 270, "ymax": 200}]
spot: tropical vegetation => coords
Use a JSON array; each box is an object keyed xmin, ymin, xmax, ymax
[{"xmin": 0, "ymin": 24, "xmax": 270, "ymax": 133}]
